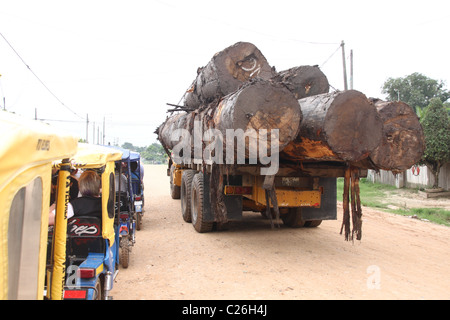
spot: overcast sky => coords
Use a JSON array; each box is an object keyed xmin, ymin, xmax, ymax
[{"xmin": 1, "ymin": 0, "xmax": 449, "ymax": 147}]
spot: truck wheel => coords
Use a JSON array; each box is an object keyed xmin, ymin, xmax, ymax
[
  {"xmin": 181, "ymin": 170, "xmax": 196, "ymax": 222},
  {"xmin": 305, "ymin": 220, "xmax": 322, "ymax": 227},
  {"xmin": 281, "ymin": 208, "xmax": 306, "ymax": 228},
  {"xmin": 191, "ymin": 173, "xmax": 213, "ymax": 233},
  {"xmin": 170, "ymin": 165, "xmax": 180, "ymax": 199},
  {"xmin": 120, "ymin": 237, "xmax": 130, "ymax": 268}
]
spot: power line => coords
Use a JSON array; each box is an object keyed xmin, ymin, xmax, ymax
[
  {"xmin": 0, "ymin": 32, "xmax": 84, "ymax": 119},
  {"xmin": 320, "ymin": 44, "xmax": 342, "ymax": 68}
]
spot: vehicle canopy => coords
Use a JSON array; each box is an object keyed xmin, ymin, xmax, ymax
[{"xmin": 0, "ymin": 111, "xmax": 78, "ymax": 300}]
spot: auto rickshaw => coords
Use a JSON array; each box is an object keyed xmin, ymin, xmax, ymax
[
  {"xmin": 103, "ymin": 145, "xmax": 136, "ymax": 269},
  {"xmin": 52, "ymin": 143, "xmax": 123, "ymax": 300},
  {"xmin": 130, "ymin": 151, "xmax": 144, "ymax": 230},
  {"xmin": 0, "ymin": 111, "xmax": 78, "ymax": 300}
]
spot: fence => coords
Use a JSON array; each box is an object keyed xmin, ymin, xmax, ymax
[{"xmin": 367, "ymin": 162, "xmax": 450, "ymax": 190}]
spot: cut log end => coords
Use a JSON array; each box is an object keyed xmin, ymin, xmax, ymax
[
  {"xmin": 368, "ymin": 99, "xmax": 425, "ymax": 171},
  {"xmin": 324, "ymin": 90, "xmax": 383, "ymax": 161},
  {"xmin": 184, "ymin": 42, "xmax": 274, "ymax": 110},
  {"xmin": 275, "ymin": 65, "xmax": 329, "ymax": 99},
  {"xmin": 284, "ymin": 90, "xmax": 383, "ymax": 162},
  {"xmin": 217, "ymin": 79, "xmax": 302, "ymax": 152}
]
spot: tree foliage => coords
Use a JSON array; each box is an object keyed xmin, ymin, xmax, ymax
[
  {"xmin": 420, "ymin": 98, "xmax": 450, "ymax": 188},
  {"xmin": 141, "ymin": 142, "xmax": 168, "ymax": 164},
  {"xmin": 120, "ymin": 141, "xmax": 168, "ymax": 164},
  {"xmin": 382, "ymin": 72, "xmax": 450, "ymax": 113}
]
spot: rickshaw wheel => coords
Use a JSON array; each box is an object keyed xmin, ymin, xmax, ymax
[
  {"xmin": 94, "ymin": 278, "xmax": 104, "ymax": 300},
  {"xmin": 136, "ymin": 213, "xmax": 142, "ymax": 230},
  {"xmin": 120, "ymin": 237, "xmax": 130, "ymax": 268}
]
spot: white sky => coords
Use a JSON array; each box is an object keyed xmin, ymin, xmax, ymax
[{"xmin": 1, "ymin": 0, "xmax": 449, "ymax": 147}]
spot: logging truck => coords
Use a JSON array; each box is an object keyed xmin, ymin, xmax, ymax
[{"xmin": 157, "ymin": 42, "xmax": 424, "ymax": 239}]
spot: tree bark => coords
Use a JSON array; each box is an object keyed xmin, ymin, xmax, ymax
[
  {"xmin": 273, "ymin": 65, "xmax": 329, "ymax": 99},
  {"xmin": 281, "ymin": 90, "xmax": 383, "ymax": 163},
  {"xmin": 367, "ymin": 99, "xmax": 425, "ymax": 172},
  {"xmin": 184, "ymin": 42, "xmax": 275, "ymax": 110}
]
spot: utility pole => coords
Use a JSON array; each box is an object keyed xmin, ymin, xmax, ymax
[
  {"xmin": 92, "ymin": 121, "xmax": 95, "ymax": 144},
  {"xmin": 341, "ymin": 40, "xmax": 348, "ymax": 91},
  {"xmin": 103, "ymin": 116, "xmax": 105, "ymax": 145},
  {"xmin": 350, "ymin": 49, "xmax": 354, "ymax": 90},
  {"xmin": 86, "ymin": 114, "xmax": 89, "ymax": 143}
]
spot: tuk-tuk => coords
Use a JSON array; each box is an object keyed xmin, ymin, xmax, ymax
[
  {"xmin": 103, "ymin": 145, "xmax": 136, "ymax": 269},
  {"xmin": 55, "ymin": 143, "xmax": 123, "ymax": 300},
  {"xmin": 0, "ymin": 111, "xmax": 78, "ymax": 300},
  {"xmin": 130, "ymin": 151, "xmax": 144, "ymax": 230}
]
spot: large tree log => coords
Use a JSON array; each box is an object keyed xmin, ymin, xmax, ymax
[
  {"xmin": 367, "ymin": 98, "xmax": 425, "ymax": 171},
  {"xmin": 158, "ymin": 79, "xmax": 301, "ymax": 162},
  {"xmin": 281, "ymin": 90, "xmax": 383, "ymax": 162},
  {"xmin": 184, "ymin": 42, "xmax": 275, "ymax": 110},
  {"xmin": 273, "ymin": 65, "xmax": 329, "ymax": 99}
]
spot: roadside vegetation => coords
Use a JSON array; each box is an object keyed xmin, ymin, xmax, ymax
[{"xmin": 336, "ymin": 178, "xmax": 450, "ymax": 227}]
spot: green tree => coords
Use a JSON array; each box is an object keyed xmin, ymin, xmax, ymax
[
  {"xmin": 420, "ymin": 98, "xmax": 450, "ymax": 188},
  {"xmin": 382, "ymin": 73, "xmax": 450, "ymax": 114},
  {"xmin": 142, "ymin": 142, "xmax": 168, "ymax": 164}
]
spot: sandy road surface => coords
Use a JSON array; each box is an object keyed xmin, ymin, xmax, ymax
[{"xmin": 110, "ymin": 165, "xmax": 450, "ymax": 300}]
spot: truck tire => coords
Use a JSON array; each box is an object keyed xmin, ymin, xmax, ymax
[
  {"xmin": 191, "ymin": 173, "xmax": 213, "ymax": 233},
  {"xmin": 305, "ymin": 220, "xmax": 322, "ymax": 227},
  {"xmin": 181, "ymin": 170, "xmax": 196, "ymax": 222},
  {"xmin": 281, "ymin": 207, "xmax": 306, "ymax": 228},
  {"xmin": 170, "ymin": 165, "xmax": 180, "ymax": 199}
]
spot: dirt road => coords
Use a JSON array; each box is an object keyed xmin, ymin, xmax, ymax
[{"xmin": 110, "ymin": 165, "xmax": 450, "ymax": 300}]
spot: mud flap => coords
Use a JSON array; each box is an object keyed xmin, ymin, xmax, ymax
[
  {"xmin": 301, "ymin": 177, "xmax": 337, "ymax": 221},
  {"xmin": 203, "ymin": 172, "xmax": 243, "ymax": 222}
]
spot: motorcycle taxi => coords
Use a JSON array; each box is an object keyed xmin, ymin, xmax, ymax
[
  {"xmin": 54, "ymin": 143, "xmax": 123, "ymax": 300},
  {"xmin": 130, "ymin": 151, "xmax": 144, "ymax": 230},
  {"xmin": 103, "ymin": 145, "xmax": 136, "ymax": 269}
]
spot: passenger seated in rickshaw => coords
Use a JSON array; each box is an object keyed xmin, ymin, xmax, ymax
[
  {"xmin": 115, "ymin": 162, "xmax": 128, "ymax": 195},
  {"xmin": 48, "ymin": 170, "xmax": 102, "ymax": 225},
  {"xmin": 130, "ymin": 162, "xmax": 141, "ymax": 194}
]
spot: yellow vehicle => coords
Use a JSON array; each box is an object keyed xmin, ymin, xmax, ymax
[
  {"xmin": 49, "ymin": 143, "xmax": 122, "ymax": 300},
  {"xmin": 0, "ymin": 111, "xmax": 78, "ymax": 300}
]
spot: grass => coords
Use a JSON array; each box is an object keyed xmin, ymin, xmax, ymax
[{"xmin": 336, "ymin": 178, "xmax": 450, "ymax": 227}]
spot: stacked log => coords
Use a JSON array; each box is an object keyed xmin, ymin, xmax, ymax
[
  {"xmin": 159, "ymin": 41, "xmax": 425, "ymax": 171},
  {"xmin": 367, "ymin": 98, "xmax": 425, "ymax": 172},
  {"xmin": 273, "ymin": 65, "xmax": 329, "ymax": 99},
  {"xmin": 184, "ymin": 42, "xmax": 275, "ymax": 110},
  {"xmin": 281, "ymin": 90, "xmax": 383, "ymax": 163},
  {"xmin": 158, "ymin": 79, "xmax": 302, "ymax": 160}
]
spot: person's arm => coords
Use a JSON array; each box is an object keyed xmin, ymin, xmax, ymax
[{"xmin": 48, "ymin": 203, "xmax": 74, "ymax": 225}]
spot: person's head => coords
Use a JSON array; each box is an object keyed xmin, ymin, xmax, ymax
[
  {"xmin": 130, "ymin": 162, "xmax": 138, "ymax": 172},
  {"xmin": 78, "ymin": 170, "xmax": 101, "ymax": 197}
]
